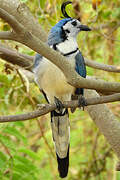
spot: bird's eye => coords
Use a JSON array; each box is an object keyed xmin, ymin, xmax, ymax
[{"xmin": 71, "ymin": 21, "xmax": 77, "ymax": 26}]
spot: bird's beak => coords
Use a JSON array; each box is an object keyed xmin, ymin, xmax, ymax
[{"xmin": 79, "ymin": 25, "xmax": 91, "ymax": 31}]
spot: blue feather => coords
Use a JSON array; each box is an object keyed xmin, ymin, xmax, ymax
[
  {"xmin": 51, "ymin": 18, "xmax": 72, "ymax": 30},
  {"xmin": 33, "ymin": 18, "xmax": 73, "ymax": 70},
  {"xmin": 33, "ymin": 53, "xmax": 42, "ymax": 71},
  {"xmin": 48, "ymin": 18, "xmax": 72, "ymax": 45},
  {"xmin": 75, "ymin": 51, "xmax": 86, "ymax": 95},
  {"xmin": 75, "ymin": 51, "xmax": 86, "ymax": 78}
]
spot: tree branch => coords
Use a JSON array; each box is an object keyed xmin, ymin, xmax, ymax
[
  {"xmin": 0, "ymin": 42, "xmax": 120, "ymax": 73},
  {"xmin": 0, "ymin": 43, "xmax": 33, "ymax": 69},
  {"xmin": 85, "ymin": 90, "xmax": 120, "ymax": 158},
  {"xmin": 0, "ymin": 8, "xmax": 23, "ymax": 34},
  {"xmin": 0, "ymin": 92, "xmax": 119, "ymax": 123},
  {"xmin": 0, "ymin": 31, "xmax": 15, "ymax": 40},
  {"xmin": 20, "ymin": 34, "xmax": 120, "ymax": 93},
  {"xmin": 92, "ymin": 21, "xmax": 120, "ymax": 31},
  {"xmin": 1, "ymin": 30, "xmax": 120, "ymax": 93},
  {"xmin": 0, "ymin": 0, "xmax": 120, "ymax": 93},
  {"xmin": 0, "ymin": 0, "xmax": 120, "ymax": 163},
  {"xmin": 85, "ymin": 58, "xmax": 120, "ymax": 73},
  {"xmin": 0, "ymin": 0, "xmax": 47, "ymax": 42},
  {"xmin": 0, "ymin": 43, "xmax": 120, "ymax": 73}
]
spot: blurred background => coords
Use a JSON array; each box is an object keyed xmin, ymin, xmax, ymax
[{"xmin": 0, "ymin": 0, "xmax": 120, "ymax": 179}]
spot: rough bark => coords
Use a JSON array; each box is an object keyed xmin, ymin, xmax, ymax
[
  {"xmin": 0, "ymin": 0, "xmax": 47, "ymax": 42},
  {"xmin": 85, "ymin": 89, "xmax": 120, "ymax": 158}
]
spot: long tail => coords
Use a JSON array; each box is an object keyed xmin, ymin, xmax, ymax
[{"xmin": 51, "ymin": 109, "xmax": 70, "ymax": 178}]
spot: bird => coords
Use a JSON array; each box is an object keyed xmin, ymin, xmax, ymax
[{"xmin": 33, "ymin": 1, "xmax": 91, "ymax": 178}]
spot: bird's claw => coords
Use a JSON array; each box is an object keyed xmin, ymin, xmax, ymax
[
  {"xmin": 54, "ymin": 96, "xmax": 64, "ymax": 113},
  {"xmin": 78, "ymin": 95, "xmax": 87, "ymax": 110}
]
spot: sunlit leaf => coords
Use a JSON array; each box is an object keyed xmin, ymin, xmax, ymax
[{"xmin": 18, "ymin": 148, "xmax": 40, "ymax": 160}]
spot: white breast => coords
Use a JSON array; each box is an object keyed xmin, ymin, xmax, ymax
[
  {"xmin": 34, "ymin": 37, "xmax": 78, "ymax": 103},
  {"xmin": 34, "ymin": 57, "xmax": 75, "ymax": 103}
]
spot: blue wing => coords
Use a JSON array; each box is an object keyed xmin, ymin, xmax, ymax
[
  {"xmin": 32, "ymin": 53, "xmax": 43, "ymax": 72},
  {"xmin": 75, "ymin": 51, "xmax": 86, "ymax": 95}
]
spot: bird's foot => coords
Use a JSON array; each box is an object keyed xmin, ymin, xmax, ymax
[
  {"xmin": 78, "ymin": 95, "xmax": 87, "ymax": 110},
  {"xmin": 54, "ymin": 96, "xmax": 64, "ymax": 114}
]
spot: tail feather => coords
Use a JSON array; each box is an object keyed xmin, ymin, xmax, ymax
[
  {"xmin": 56, "ymin": 146, "xmax": 69, "ymax": 178},
  {"xmin": 51, "ymin": 109, "xmax": 70, "ymax": 178}
]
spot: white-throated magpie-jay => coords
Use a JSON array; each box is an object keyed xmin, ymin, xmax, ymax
[{"xmin": 33, "ymin": 1, "xmax": 91, "ymax": 178}]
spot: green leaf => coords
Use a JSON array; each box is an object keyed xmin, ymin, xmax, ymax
[
  {"xmin": 12, "ymin": 121, "xmax": 24, "ymax": 128},
  {"xmin": 20, "ymin": 0, "xmax": 28, "ymax": 3},
  {"xmin": 14, "ymin": 155, "xmax": 37, "ymax": 171},
  {"xmin": 116, "ymin": 172, "xmax": 120, "ymax": 180},
  {"xmin": 0, "ymin": 151, "xmax": 8, "ymax": 169},
  {"xmin": 18, "ymin": 148, "xmax": 40, "ymax": 160},
  {"xmin": 3, "ymin": 127, "xmax": 27, "ymax": 144},
  {"xmin": 0, "ymin": 135, "xmax": 16, "ymax": 152},
  {"xmin": 0, "ymin": 88, "xmax": 5, "ymax": 98},
  {"xmin": 12, "ymin": 172, "xmax": 22, "ymax": 180},
  {"xmin": 40, "ymin": 0, "xmax": 46, "ymax": 9},
  {"xmin": 13, "ymin": 156, "xmax": 38, "ymax": 180},
  {"xmin": 102, "ymin": 11, "xmax": 111, "ymax": 19},
  {"xmin": 0, "ymin": 151, "xmax": 7, "ymax": 162},
  {"xmin": 0, "ymin": 75, "xmax": 11, "ymax": 85},
  {"xmin": 112, "ymin": 8, "xmax": 120, "ymax": 18}
]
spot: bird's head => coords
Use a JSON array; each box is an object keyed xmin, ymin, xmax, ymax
[
  {"xmin": 48, "ymin": 1, "xmax": 91, "ymax": 45},
  {"xmin": 62, "ymin": 18, "xmax": 91, "ymax": 38}
]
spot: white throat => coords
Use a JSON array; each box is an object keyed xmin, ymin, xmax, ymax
[{"xmin": 56, "ymin": 37, "xmax": 78, "ymax": 56}]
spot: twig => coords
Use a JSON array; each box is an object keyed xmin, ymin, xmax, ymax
[
  {"xmin": 84, "ymin": 147, "xmax": 112, "ymax": 179},
  {"xmin": 0, "ymin": 93, "xmax": 119, "ymax": 123},
  {"xmin": 0, "ymin": 43, "xmax": 33, "ymax": 69},
  {"xmin": 85, "ymin": 58, "xmax": 120, "ymax": 73}
]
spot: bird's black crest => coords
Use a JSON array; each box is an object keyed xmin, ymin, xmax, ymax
[{"xmin": 61, "ymin": 1, "xmax": 72, "ymax": 18}]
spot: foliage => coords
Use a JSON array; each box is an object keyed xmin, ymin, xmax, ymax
[{"xmin": 0, "ymin": 0, "xmax": 120, "ymax": 179}]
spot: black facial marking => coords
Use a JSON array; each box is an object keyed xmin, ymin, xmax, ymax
[
  {"xmin": 71, "ymin": 21, "xmax": 77, "ymax": 26},
  {"xmin": 61, "ymin": 27, "xmax": 68, "ymax": 41},
  {"xmin": 65, "ymin": 29, "xmax": 70, "ymax": 33},
  {"xmin": 53, "ymin": 44, "xmax": 57, "ymax": 50}
]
